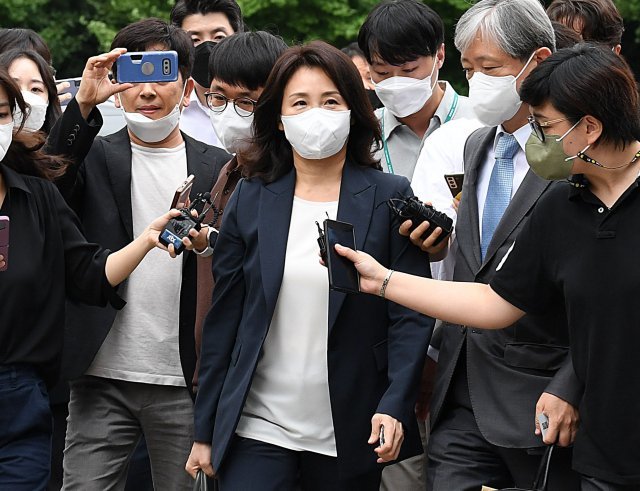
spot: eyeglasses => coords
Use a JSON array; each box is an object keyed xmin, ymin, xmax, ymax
[
  {"xmin": 527, "ymin": 115, "xmax": 569, "ymax": 142},
  {"xmin": 204, "ymin": 92, "xmax": 257, "ymax": 117}
]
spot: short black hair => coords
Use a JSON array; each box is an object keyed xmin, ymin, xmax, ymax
[
  {"xmin": 341, "ymin": 42, "xmax": 365, "ymax": 60},
  {"xmin": 0, "ymin": 28, "xmax": 52, "ymax": 65},
  {"xmin": 0, "ymin": 48, "xmax": 62, "ymax": 134},
  {"xmin": 357, "ymin": 0, "xmax": 444, "ymax": 65},
  {"xmin": 520, "ymin": 43, "xmax": 640, "ymax": 150},
  {"xmin": 242, "ymin": 41, "xmax": 381, "ymax": 183},
  {"xmin": 208, "ymin": 31, "xmax": 288, "ymax": 91},
  {"xmin": 110, "ymin": 18, "xmax": 193, "ymax": 83},
  {"xmin": 551, "ymin": 21, "xmax": 582, "ymax": 49},
  {"xmin": 170, "ymin": 0, "xmax": 244, "ymax": 33},
  {"xmin": 547, "ymin": 0, "xmax": 624, "ymax": 48}
]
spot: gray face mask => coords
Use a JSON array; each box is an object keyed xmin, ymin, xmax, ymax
[{"xmin": 525, "ymin": 119, "xmax": 583, "ymax": 180}]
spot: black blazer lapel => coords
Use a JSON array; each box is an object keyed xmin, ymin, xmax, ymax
[
  {"xmin": 328, "ymin": 162, "xmax": 376, "ymax": 333},
  {"xmin": 184, "ymin": 133, "xmax": 216, "ymax": 198},
  {"xmin": 457, "ymin": 127, "xmax": 496, "ymax": 273},
  {"xmin": 103, "ymin": 128, "xmax": 134, "ymax": 240},
  {"xmin": 480, "ymin": 169, "xmax": 550, "ymax": 270},
  {"xmin": 258, "ymin": 168, "xmax": 296, "ymax": 322}
]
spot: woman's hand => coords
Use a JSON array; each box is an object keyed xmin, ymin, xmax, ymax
[
  {"xmin": 185, "ymin": 442, "xmax": 215, "ymax": 478},
  {"xmin": 333, "ymin": 244, "xmax": 388, "ymax": 295},
  {"xmin": 142, "ymin": 209, "xmax": 182, "ymax": 253},
  {"xmin": 0, "ymin": 254, "xmax": 5, "ymax": 270},
  {"xmin": 369, "ymin": 413, "xmax": 404, "ymax": 463},
  {"xmin": 56, "ymin": 81, "xmax": 73, "ymax": 104}
]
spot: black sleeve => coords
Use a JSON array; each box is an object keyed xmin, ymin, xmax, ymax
[
  {"xmin": 490, "ymin": 204, "xmax": 556, "ymax": 315},
  {"xmin": 47, "ymin": 98, "xmax": 102, "ymax": 200},
  {"xmin": 48, "ymin": 182, "xmax": 124, "ymax": 309}
]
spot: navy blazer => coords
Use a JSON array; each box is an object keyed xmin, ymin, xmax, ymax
[{"xmin": 194, "ymin": 161, "xmax": 434, "ymax": 478}]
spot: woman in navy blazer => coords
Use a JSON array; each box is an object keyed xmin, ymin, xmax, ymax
[{"xmin": 186, "ymin": 41, "xmax": 434, "ymax": 490}]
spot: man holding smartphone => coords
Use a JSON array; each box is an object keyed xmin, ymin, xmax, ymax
[{"xmin": 47, "ymin": 18, "xmax": 229, "ymax": 490}]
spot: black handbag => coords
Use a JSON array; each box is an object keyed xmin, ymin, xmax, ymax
[{"xmin": 500, "ymin": 445, "xmax": 555, "ymax": 491}]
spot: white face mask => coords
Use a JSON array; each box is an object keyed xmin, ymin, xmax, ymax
[
  {"xmin": 373, "ymin": 59, "xmax": 438, "ymax": 118},
  {"xmin": 119, "ymin": 84, "xmax": 186, "ymax": 143},
  {"xmin": 281, "ymin": 108, "xmax": 351, "ymax": 160},
  {"xmin": 0, "ymin": 121, "xmax": 14, "ymax": 162},
  {"xmin": 209, "ymin": 105, "xmax": 254, "ymax": 155},
  {"xmin": 14, "ymin": 91, "xmax": 48, "ymax": 131},
  {"xmin": 468, "ymin": 52, "xmax": 536, "ymax": 126}
]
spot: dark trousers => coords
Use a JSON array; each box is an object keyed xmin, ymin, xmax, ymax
[
  {"xmin": 581, "ymin": 476, "xmax": 640, "ymax": 491},
  {"xmin": 217, "ymin": 436, "xmax": 382, "ymax": 491},
  {"xmin": 0, "ymin": 365, "xmax": 52, "ymax": 490},
  {"xmin": 427, "ymin": 359, "xmax": 580, "ymax": 491}
]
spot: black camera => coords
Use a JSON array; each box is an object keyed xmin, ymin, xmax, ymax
[
  {"xmin": 387, "ymin": 196, "xmax": 453, "ymax": 246},
  {"xmin": 159, "ymin": 192, "xmax": 212, "ymax": 255}
]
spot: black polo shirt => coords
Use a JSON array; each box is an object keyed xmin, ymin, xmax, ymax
[
  {"xmin": 491, "ymin": 176, "xmax": 640, "ymax": 485},
  {"xmin": 0, "ymin": 164, "xmax": 122, "ymax": 387}
]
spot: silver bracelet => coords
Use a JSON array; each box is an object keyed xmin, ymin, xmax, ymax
[{"xmin": 379, "ymin": 269, "xmax": 395, "ymax": 299}]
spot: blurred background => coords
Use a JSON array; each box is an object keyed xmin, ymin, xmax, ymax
[{"xmin": 1, "ymin": 0, "xmax": 639, "ymax": 91}]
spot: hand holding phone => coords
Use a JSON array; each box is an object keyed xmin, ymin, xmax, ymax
[
  {"xmin": 323, "ymin": 219, "xmax": 360, "ymax": 294},
  {"xmin": 115, "ymin": 51, "xmax": 179, "ymax": 83},
  {"xmin": 171, "ymin": 175, "xmax": 195, "ymax": 209},
  {"xmin": 56, "ymin": 77, "xmax": 81, "ymax": 106},
  {"xmin": 0, "ymin": 216, "xmax": 9, "ymax": 272}
]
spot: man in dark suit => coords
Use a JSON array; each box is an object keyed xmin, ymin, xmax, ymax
[
  {"xmin": 405, "ymin": 0, "xmax": 583, "ymax": 489},
  {"xmin": 48, "ymin": 19, "xmax": 229, "ymax": 490}
]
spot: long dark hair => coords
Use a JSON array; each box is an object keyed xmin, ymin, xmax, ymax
[
  {"xmin": 241, "ymin": 41, "xmax": 382, "ymax": 183},
  {"xmin": 0, "ymin": 49, "xmax": 61, "ymax": 134},
  {"xmin": 0, "ymin": 68, "xmax": 67, "ymax": 180}
]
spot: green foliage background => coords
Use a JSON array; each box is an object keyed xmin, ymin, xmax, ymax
[{"xmin": 1, "ymin": 0, "xmax": 639, "ymax": 90}]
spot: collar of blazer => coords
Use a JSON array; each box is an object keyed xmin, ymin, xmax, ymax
[
  {"xmin": 258, "ymin": 159, "xmax": 377, "ymax": 333},
  {"xmin": 102, "ymin": 128, "xmax": 216, "ymax": 242},
  {"xmin": 457, "ymin": 127, "xmax": 551, "ymax": 275}
]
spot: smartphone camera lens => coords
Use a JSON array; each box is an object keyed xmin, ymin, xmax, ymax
[{"xmin": 163, "ymin": 59, "xmax": 171, "ymax": 76}]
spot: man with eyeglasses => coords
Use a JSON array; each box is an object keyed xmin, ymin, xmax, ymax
[
  {"xmin": 403, "ymin": 0, "xmax": 583, "ymax": 488},
  {"xmin": 179, "ymin": 32, "xmax": 288, "ymax": 409}
]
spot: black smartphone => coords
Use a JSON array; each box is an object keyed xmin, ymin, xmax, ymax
[
  {"xmin": 0, "ymin": 216, "xmax": 9, "ymax": 272},
  {"xmin": 324, "ymin": 219, "xmax": 360, "ymax": 294},
  {"xmin": 57, "ymin": 77, "xmax": 81, "ymax": 106},
  {"xmin": 444, "ymin": 173, "xmax": 464, "ymax": 198}
]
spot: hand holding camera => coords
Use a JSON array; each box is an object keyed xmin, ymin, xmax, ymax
[
  {"xmin": 159, "ymin": 192, "xmax": 213, "ymax": 256},
  {"xmin": 389, "ymin": 196, "xmax": 453, "ymax": 256}
]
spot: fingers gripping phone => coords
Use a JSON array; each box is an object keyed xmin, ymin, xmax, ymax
[
  {"xmin": 324, "ymin": 219, "xmax": 360, "ymax": 294},
  {"xmin": 0, "ymin": 216, "xmax": 9, "ymax": 272},
  {"xmin": 171, "ymin": 175, "xmax": 195, "ymax": 209},
  {"xmin": 56, "ymin": 77, "xmax": 81, "ymax": 106},
  {"xmin": 115, "ymin": 51, "xmax": 179, "ymax": 83}
]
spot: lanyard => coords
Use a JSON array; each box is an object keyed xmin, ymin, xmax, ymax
[{"xmin": 380, "ymin": 92, "xmax": 459, "ymax": 175}]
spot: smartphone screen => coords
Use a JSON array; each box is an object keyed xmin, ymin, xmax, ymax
[
  {"xmin": 0, "ymin": 216, "xmax": 9, "ymax": 272},
  {"xmin": 444, "ymin": 173, "xmax": 464, "ymax": 198},
  {"xmin": 324, "ymin": 219, "xmax": 359, "ymax": 294}
]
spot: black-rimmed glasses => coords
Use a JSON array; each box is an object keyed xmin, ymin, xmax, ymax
[
  {"xmin": 204, "ymin": 91, "xmax": 257, "ymax": 116},
  {"xmin": 527, "ymin": 115, "xmax": 569, "ymax": 142}
]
